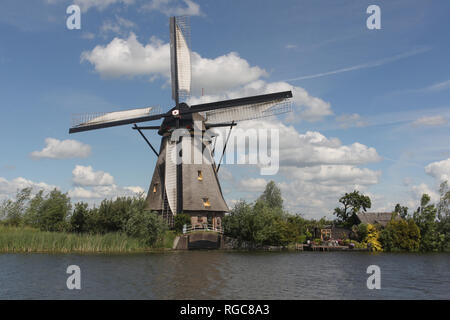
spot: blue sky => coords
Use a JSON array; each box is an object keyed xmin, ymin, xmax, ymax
[{"xmin": 1, "ymin": 0, "xmax": 449, "ymax": 218}]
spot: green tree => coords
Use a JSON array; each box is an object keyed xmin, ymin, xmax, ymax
[
  {"xmin": 223, "ymin": 199, "xmax": 290, "ymax": 247},
  {"xmin": 0, "ymin": 188, "xmax": 32, "ymax": 226},
  {"xmin": 92, "ymin": 196, "xmax": 146, "ymax": 234},
  {"xmin": 436, "ymin": 181, "xmax": 450, "ymax": 251},
  {"xmin": 413, "ymin": 194, "xmax": 439, "ymax": 252},
  {"xmin": 23, "ymin": 190, "xmax": 44, "ymax": 227},
  {"xmin": 380, "ymin": 219, "xmax": 421, "ymax": 252},
  {"xmin": 258, "ymin": 181, "xmax": 283, "ymax": 209},
  {"xmin": 285, "ymin": 215, "xmax": 308, "ymax": 243},
  {"xmin": 223, "ymin": 200, "xmax": 256, "ymax": 243},
  {"xmin": 70, "ymin": 202, "xmax": 89, "ymax": 233},
  {"xmin": 394, "ymin": 203, "xmax": 409, "ymax": 219},
  {"xmin": 252, "ymin": 201, "xmax": 287, "ymax": 246},
  {"xmin": 333, "ymin": 190, "xmax": 371, "ymax": 226},
  {"xmin": 37, "ymin": 189, "xmax": 71, "ymax": 232}
]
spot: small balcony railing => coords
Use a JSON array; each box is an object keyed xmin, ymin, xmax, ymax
[{"xmin": 183, "ymin": 224, "xmax": 223, "ymax": 234}]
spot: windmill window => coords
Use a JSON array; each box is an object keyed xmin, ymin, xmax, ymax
[
  {"xmin": 202, "ymin": 198, "xmax": 211, "ymax": 207},
  {"xmin": 153, "ymin": 183, "xmax": 158, "ymax": 193},
  {"xmin": 197, "ymin": 170, "xmax": 203, "ymax": 181}
]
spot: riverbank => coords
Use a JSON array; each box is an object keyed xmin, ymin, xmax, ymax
[{"xmin": 0, "ymin": 226, "xmax": 176, "ymax": 253}]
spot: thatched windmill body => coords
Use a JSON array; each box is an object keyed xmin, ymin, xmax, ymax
[{"xmin": 69, "ymin": 16, "xmax": 293, "ymax": 228}]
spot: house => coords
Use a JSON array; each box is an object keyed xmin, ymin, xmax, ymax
[
  {"xmin": 355, "ymin": 212, "xmax": 400, "ymax": 227},
  {"xmin": 315, "ymin": 225, "xmax": 351, "ymax": 241}
]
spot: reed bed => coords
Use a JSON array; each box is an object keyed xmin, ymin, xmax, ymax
[{"xmin": 0, "ymin": 226, "xmax": 165, "ymax": 253}]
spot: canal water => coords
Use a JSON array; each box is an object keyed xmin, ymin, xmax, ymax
[{"xmin": 0, "ymin": 251, "xmax": 449, "ymax": 299}]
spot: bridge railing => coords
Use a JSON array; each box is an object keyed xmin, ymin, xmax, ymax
[{"xmin": 183, "ymin": 224, "xmax": 223, "ymax": 234}]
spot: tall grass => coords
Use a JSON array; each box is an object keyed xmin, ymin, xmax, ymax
[{"xmin": 0, "ymin": 226, "xmax": 173, "ymax": 253}]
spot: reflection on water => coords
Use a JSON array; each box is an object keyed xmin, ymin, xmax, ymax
[{"xmin": 0, "ymin": 251, "xmax": 449, "ymax": 299}]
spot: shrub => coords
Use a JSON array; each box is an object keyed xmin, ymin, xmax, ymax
[
  {"xmin": 174, "ymin": 213, "xmax": 191, "ymax": 233},
  {"xmin": 366, "ymin": 224, "xmax": 383, "ymax": 251},
  {"xmin": 352, "ymin": 223, "xmax": 368, "ymax": 242},
  {"xmin": 125, "ymin": 210, "xmax": 167, "ymax": 246},
  {"xmin": 380, "ymin": 219, "xmax": 420, "ymax": 252}
]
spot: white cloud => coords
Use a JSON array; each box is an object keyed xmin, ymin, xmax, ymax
[
  {"xmin": 336, "ymin": 113, "xmax": 368, "ymax": 129},
  {"xmin": 74, "ymin": 0, "xmax": 134, "ymax": 12},
  {"xmin": 142, "ymin": 0, "xmax": 202, "ymax": 16},
  {"xmin": 100, "ymin": 15, "xmax": 137, "ymax": 37},
  {"xmin": 283, "ymin": 165, "xmax": 380, "ymax": 186},
  {"xmin": 411, "ymin": 183, "xmax": 440, "ymax": 204},
  {"xmin": 215, "ymin": 120, "xmax": 381, "ymax": 217},
  {"xmin": 238, "ymin": 178, "xmax": 268, "ymax": 192},
  {"xmin": 81, "ymin": 33, "xmax": 170, "ymax": 79},
  {"xmin": 68, "ymin": 184, "xmax": 144, "ymax": 199},
  {"xmin": 412, "ymin": 115, "xmax": 447, "ymax": 127},
  {"xmin": 233, "ymin": 120, "xmax": 381, "ymax": 167},
  {"xmin": 81, "ymin": 32, "xmax": 95, "ymax": 40},
  {"xmin": 81, "ymin": 34, "xmax": 332, "ymax": 122},
  {"xmin": 45, "ymin": 0, "xmax": 135, "ymax": 12},
  {"xmin": 277, "ymin": 164, "xmax": 380, "ymax": 218},
  {"xmin": 425, "ymin": 158, "xmax": 450, "ymax": 182},
  {"xmin": 31, "ymin": 138, "xmax": 91, "ymax": 159},
  {"xmin": 68, "ymin": 186, "xmax": 101, "ymax": 199},
  {"xmin": 72, "ymin": 165, "xmax": 115, "ymax": 186},
  {"xmin": 191, "ymin": 52, "xmax": 268, "ymax": 94},
  {"xmin": 0, "ymin": 173, "xmax": 143, "ymax": 203},
  {"xmin": 47, "ymin": 0, "xmax": 202, "ymax": 15},
  {"xmin": 69, "ymin": 165, "xmax": 145, "ymax": 200},
  {"xmin": 0, "ymin": 177, "xmax": 57, "ymax": 200}
]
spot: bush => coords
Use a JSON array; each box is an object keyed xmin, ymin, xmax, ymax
[
  {"xmin": 125, "ymin": 210, "xmax": 167, "ymax": 246},
  {"xmin": 174, "ymin": 213, "xmax": 191, "ymax": 233},
  {"xmin": 380, "ymin": 219, "xmax": 420, "ymax": 252},
  {"xmin": 223, "ymin": 200, "xmax": 290, "ymax": 247},
  {"xmin": 81, "ymin": 196, "xmax": 147, "ymax": 234},
  {"xmin": 349, "ymin": 240, "xmax": 367, "ymax": 249},
  {"xmin": 366, "ymin": 224, "xmax": 383, "ymax": 251},
  {"xmin": 352, "ymin": 223, "xmax": 368, "ymax": 242}
]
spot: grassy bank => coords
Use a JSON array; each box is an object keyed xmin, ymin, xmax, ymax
[{"xmin": 0, "ymin": 226, "xmax": 176, "ymax": 253}]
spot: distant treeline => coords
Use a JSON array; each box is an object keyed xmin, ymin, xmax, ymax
[
  {"xmin": 1, "ymin": 180, "xmax": 449, "ymax": 253},
  {"xmin": 224, "ymin": 181, "xmax": 450, "ymax": 252}
]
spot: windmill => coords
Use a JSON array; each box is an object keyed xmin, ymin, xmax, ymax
[{"xmin": 69, "ymin": 16, "xmax": 293, "ymax": 229}]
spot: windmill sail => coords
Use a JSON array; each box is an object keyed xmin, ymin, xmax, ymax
[
  {"xmin": 188, "ymin": 91, "xmax": 293, "ymax": 125},
  {"xmin": 170, "ymin": 16, "xmax": 191, "ymax": 104},
  {"xmin": 70, "ymin": 106, "xmax": 163, "ymax": 133},
  {"xmin": 165, "ymin": 140, "xmax": 178, "ymax": 215},
  {"xmin": 204, "ymin": 98, "xmax": 291, "ymax": 124}
]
